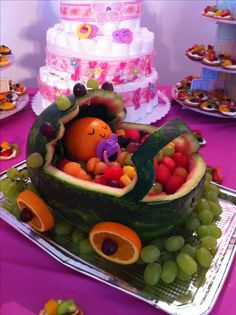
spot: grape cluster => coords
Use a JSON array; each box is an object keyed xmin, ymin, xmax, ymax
[
  {"xmin": 1, "ymin": 167, "xmax": 35, "ymax": 218},
  {"xmin": 52, "ymin": 221, "xmax": 93, "ymax": 255},
  {"xmin": 141, "ymin": 174, "xmax": 222, "ymax": 286}
]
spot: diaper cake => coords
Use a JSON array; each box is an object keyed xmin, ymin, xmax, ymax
[{"xmin": 37, "ymin": 0, "xmax": 159, "ymax": 122}]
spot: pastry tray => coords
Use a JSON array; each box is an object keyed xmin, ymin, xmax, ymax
[
  {"xmin": 1, "ymin": 161, "xmax": 236, "ymax": 315},
  {"xmin": 171, "ymin": 87, "xmax": 236, "ymax": 120}
]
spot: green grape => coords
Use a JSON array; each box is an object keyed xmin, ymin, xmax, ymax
[
  {"xmin": 205, "ymin": 172, "xmax": 213, "ymax": 183},
  {"xmin": 195, "ymin": 198, "xmax": 209, "ymax": 213},
  {"xmin": 162, "ymin": 145, "xmax": 175, "ymax": 157},
  {"xmin": 210, "ymin": 247, "xmax": 217, "ymax": 256},
  {"xmin": 201, "ymin": 236, "xmax": 217, "ymax": 250},
  {"xmin": 141, "ymin": 245, "xmax": 160, "ymax": 263},
  {"xmin": 185, "ymin": 214, "xmax": 200, "ymax": 232},
  {"xmin": 204, "ymin": 191, "xmax": 218, "ymax": 202},
  {"xmin": 72, "ymin": 229, "xmax": 85, "ymax": 244},
  {"xmin": 87, "ymin": 78, "xmax": 99, "ymax": 89},
  {"xmin": 164, "ymin": 235, "xmax": 185, "ymax": 252},
  {"xmin": 123, "ymin": 153, "xmax": 133, "ymax": 166},
  {"xmin": 56, "ymin": 95, "xmax": 71, "ymax": 111},
  {"xmin": 26, "ymin": 152, "xmax": 43, "ymax": 168},
  {"xmin": 198, "ymin": 210, "xmax": 213, "ymax": 225},
  {"xmin": 176, "ymin": 253, "xmax": 198, "ymax": 276},
  {"xmin": 3, "ymin": 181, "xmax": 21, "ymax": 202},
  {"xmin": 54, "ymin": 221, "xmax": 73, "ymax": 236},
  {"xmin": 207, "ymin": 224, "xmax": 222, "ymax": 239},
  {"xmin": 208, "ymin": 201, "xmax": 222, "ymax": 218},
  {"xmin": 57, "ymin": 300, "xmax": 77, "ymax": 315},
  {"xmin": 180, "ymin": 244, "xmax": 196, "ymax": 258},
  {"xmin": 161, "ymin": 260, "xmax": 178, "ymax": 284},
  {"xmin": 2, "ymin": 200, "xmax": 20, "ymax": 218},
  {"xmin": 1, "ymin": 178, "xmax": 12, "ymax": 194},
  {"xmin": 208, "ymin": 184, "xmax": 220, "ymax": 196},
  {"xmin": 79, "ymin": 238, "xmax": 93, "ymax": 254},
  {"xmin": 152, "ymin": 182, "xmax": 163, "ymax": 194},
  {"xmin": 197, "ymin": 225, "xmax": 212, "ymax": 238},
  {"xmin": 177, "ymin": 268, "xmax": 191, "ymax": 281},
  {"xmin": 143, "ymin": 263, "xmax": 162, "ymax": 286},
  {"xmin": 196, "ymin": 247, "xmax": 213, "ymax": 268},
  {"xmin": 19, "ymin": 169, "xmax": 29, "ymax": 180},
  {"xmin": 6, "ymin": 167, "xmax": 20, "ymax": 180},
  {"xmin": 155, "ymin": 150, "xmax": 164, "ymax": 162},
  {"xmin": 140, "ymin": 245, "xmax": 160, "ymax": 263}
]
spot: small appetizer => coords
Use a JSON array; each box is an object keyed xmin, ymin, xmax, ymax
[
  {"xmin": 0, "ymin": 56, "xmax": 10, "ymax": 67},
  {"xmin": 0, "ymin": 141, "xmax": 19, "ymax": 160},
  {"xmin": 11, "ymin": 83, "xmax": 27, "ymax": 96},
  {"xmin": 0, "ymin": 45, "xmax": 12, "ymax": 55},
  {"xmin": 39, "ymin": 298, "xmax": 84, "ymax": 315},
  {"xmin": 202, "ymin": 45, "xmax": 221, "ymax": 66},
  {"xmin": 221, "ymin": 58, "xmax": 236, "ymax": 71},
  {"xmin": 199, "ymin": 101, "xmax": 217, "ymax": 112},
  {"xmin": 0, "ymin": 101, "xmax": 16, "ymax": 111},
  {"xmin": 184, "ymin": 97, "xmax": 202, "ymax": 107},
  {"xmin": 218, "ymin": 104, "xmax": 236, "ymax": 117},
  {"xmin": 186, "ymin": 44, "xmax": 205, "ymax": 61},
  {"xmin": 192, "ymin": 90, "xmax": 208, "ymax": 101},
  {"xmin": 175, "ymin": 89, "xmax": 191, "ymax": 100},
  {"xmin": 202, "ymin": 5, "xmax": 218, "ymax": 17}
]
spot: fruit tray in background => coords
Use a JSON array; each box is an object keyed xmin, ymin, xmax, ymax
[{"xmin": 0, "ymin": 161, "xmax": 236, "ymax": 315}]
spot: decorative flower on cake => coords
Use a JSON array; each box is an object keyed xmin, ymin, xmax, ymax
[
  {"xmin": 92, "ymin": 1, "xmax": 124, "ymax": 24},
  {"xmin": 70, "ymin": 58, "xmax": 79, "ymax": 68},
  {"xmin": 112, "ymin": 62, "xmax": 127, "ymax": 84},
  {"xmin": 126, "ymin": 59, "xmax": 139, "ymax": 81},
  {"xmin": 70, "ymin": 58, "xmax": 81, "ymax": 81},
  {"xmin": 88, "ymin": 61, "xmax": 108, "ymax": 84}
]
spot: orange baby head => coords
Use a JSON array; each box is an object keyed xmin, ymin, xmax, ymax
[{"xmin": 64, "ymin": 117, "xmax": 112, "ymax": 161}]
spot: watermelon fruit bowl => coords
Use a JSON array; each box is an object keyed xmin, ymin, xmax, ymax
[{"xmin": 25, "ymin": 83, "xmax": 206, "ymax": 242}]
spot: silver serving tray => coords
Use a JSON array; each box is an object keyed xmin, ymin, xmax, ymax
[{"xmin": 1, "ymin": 161, "xmax": 236, "ymax": 315}]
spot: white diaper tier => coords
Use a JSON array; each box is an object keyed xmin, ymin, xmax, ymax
[{"xmin": 46, "ymin": 24, "xmax": 154, "ymax": 57}]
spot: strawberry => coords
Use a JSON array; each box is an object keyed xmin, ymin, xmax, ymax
[
  {"xmin": 0, "ymin": 149, "xmax": 13, "ymax": 157},
  {"xmin": 208, "ymin": 52, "xmax": 216, "ymax": 62},
  {"xmin": 221, "ymin": 9, "xmax": 230, "ymax": 17}
]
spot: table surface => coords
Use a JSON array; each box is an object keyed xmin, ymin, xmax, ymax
[{"xmin": 0, "ymin": 87, "xmax": 236, "ymax": 315}]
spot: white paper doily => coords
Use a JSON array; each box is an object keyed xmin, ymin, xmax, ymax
[{"xmin": 32, "ymin": 90, "xmax": 171, "ymax": 124}]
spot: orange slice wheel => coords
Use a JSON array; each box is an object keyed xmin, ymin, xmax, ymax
[
  {"xmin": 16, "ymin": 189, "xmax": 55, "ymax": 232},
  {"xmin": 89, "ymin": 222, "xmax": 142, "ymax": 265}
]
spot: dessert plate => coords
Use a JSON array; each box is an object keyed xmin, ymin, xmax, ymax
[
  {"xmin": 31, "ymin": 90, "xmax": 171, "ymax": 124},
  {"xmin": 0, "ymin": 93, "xmax": 29, "ymax": 120},
  {"xmin": 0, "ymin": 54, "xmax": 15, "ymax": 69},
  {"xmin": 0, "ymin": 161, "xmax": 236, "ymax": 315},
  {"xmin": 171, "ymin": 88, "xmax": 236, "ymax": 119}
]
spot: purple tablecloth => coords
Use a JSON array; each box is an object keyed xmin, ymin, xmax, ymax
[{"xmin": 1, "ymin": 88, "xmax": 236, "ymax": 315}]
